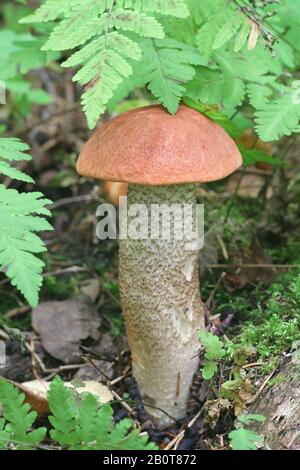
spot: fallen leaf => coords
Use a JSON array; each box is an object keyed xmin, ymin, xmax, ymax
[
  {"xmin": 8, "ymin": 379, "xmax": 113, "ymax": 416},
  {"xmin": 204, "ymin": 398, "xmax": 231, "ymax": 429},
  {"xmin": 32, "ymin": 298, "xmax": 101, "ymax": 363},
  {"xmin": 80, "ymin": 278, "xmax": 100, "ymax": 303}
]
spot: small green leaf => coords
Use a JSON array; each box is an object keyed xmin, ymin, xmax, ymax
[
  {"xmin": 198, "ymin": 331, "xmax": 226, "ymax": 362},
  {"xmin": 202, "ymin": 361, "xmax": 218, "ymax": 380},
  {"xmin": 238, "ymin": 414, "xmax": 266, "ymax": 425},
  {"xmin": 229, "ymin": 428, "xmax": 263, "ymax": 450}
]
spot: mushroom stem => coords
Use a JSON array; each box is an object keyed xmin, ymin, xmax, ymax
[{"xmin": 119, "ymin": 184, "xmax": 205, "ymax": 428}]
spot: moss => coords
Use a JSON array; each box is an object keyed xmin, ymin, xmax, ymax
[
  {"xmin": 226, "ymin": 271, "xmax": 300, "ymax": 370},
  {"xmin": 41, "ymin": 275, "xmax": 77, "ymax": 300}
]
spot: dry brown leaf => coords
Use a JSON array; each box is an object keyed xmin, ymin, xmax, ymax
[
  {"xmin": 204, "ymin": 398, "xmax": 231, "ymax": 429},
  {"xmin": 8, "ymin": 379, "xmax": 113, "ymax": 416},
  {"xmin": 248, "ymin": 21, "xmax": 260, "ymax": 50},
  {"xmin": 32, "ymin": 298, "xmax": 101, "ymax": 363}
]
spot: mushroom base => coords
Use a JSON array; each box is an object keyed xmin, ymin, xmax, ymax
[{"xmin": 119, "ymin": 184, "xmax": 205, "ymax": 428}]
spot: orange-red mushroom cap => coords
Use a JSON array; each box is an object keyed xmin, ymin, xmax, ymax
[{"xmin": 76, "ymin": 105, "xmax": 242, "ymax": 186}]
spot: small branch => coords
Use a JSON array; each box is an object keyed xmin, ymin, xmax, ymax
[
  {"xmin": 206, "ymin": 263, "xmax": 300, "ymax": 269},
  {"xmin": 43, "ymin": 266, "xmax": 88, "ymax": 278},
  {"xmin": 165, "ymin": 406, "xmax": 205, "ymax": 450}
]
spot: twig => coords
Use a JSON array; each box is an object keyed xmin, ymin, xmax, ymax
[
  {"xmin": 50, "ymin": 194, "xmax": 94, "ymax": 210},
  {"xmin": 243, "ymin": 362, "xmax": 265, "ymax": 369},
  {"xmin": 164, "ymin": 405, "xmax": 205, "ymax": 450},
  {"xmin": 205, "ymin": 272, "xmax": 226, "ymax": 310},
  {"xmin": 4, "ymin": 305, "xmax": 31, "ymax": 319},
  {"xmin": 111, "ymin": 389, "xmax": 134, "ymax": 416},
  {"xmin": 43, "ymin": 266, "xmax": 88, "ymax": 278},
  {"xmin": 110, "ymin": 373, "xmax": 130, "ymax": 386},
  {"xmin": 251, "ymin": 368, "xmax": 277, "ymax": 402},
  {"xmin": 206, "ymin": 263, "xmax": 300, "ymax": 269},
  {"xmin": 25, "ymin": 341, "xmax": 84, "ymax": 375}
]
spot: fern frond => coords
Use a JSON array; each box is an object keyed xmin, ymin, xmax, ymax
[
  {"xmin": 186, "ymin": 66, "xmax": 245, "ymax": 110},
  {"xmin": 20, "ymin": 0, "xmax": 86, "ymax": 23},
  {"xmin": 132, "ymin": 38, "xmax": 204, "ymax": 113},
  {"xmin": 0, "ymin": 378, "xmax": 46, "ymax": 449},
  {"xmin": 113, "ymin": 9, "xmax": 164, "ymax": 38},
  {"xmin": 0, "ymin": 138, "xmax": 52, "ymax": 307},
  {"xmin": 247, "ymin": 83, "xmax": 272, "ymax": 109},
  {"xmin": 196, "ymin": 0, "xmax": 249, "ymax": 57},
  {"xmin": 0, "ymin": 377, "xmax": 157, "ymax": 450},
  {"xmin": 213, "ymin": 7, "xmax": 244, "ymax": 50},
  {"xmin": 0, "ymin": 138, "xmax": 33, "ymax": 182},
  {"xmin": 255, "ymin": 92, "xmax": 300, "ymax": 141},
  {"xmin": 0, "ymin": 418, "xmax": 10, "ymax": 450},
  {"xmin": 48, "ymin": 377, "xmax": 157, "ymax": 450},
  {"xmin": 21, "ymin": 0, "xmax": 191, "ymax": 126},
  {"xmin": 48, "ymin": 377, "xmax": 78, "ymax": 446},
  {"xmin": 42, "ymin": 4, "xmax": 107, "ymax": 51},
  {"xmin": 115, "ymin": 0, "xmax": 190, "ymax": 18},
  {"xmin": 0, "ymin": 187, "xmax": 52, "ymax": 308},
  {"xmin": 62, "ymin": 30, "xmax": 143, "ymax": 128}
]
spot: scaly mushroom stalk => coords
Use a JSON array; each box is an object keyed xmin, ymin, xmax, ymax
[
  {"xmin": 119, "ymin": 184, "xmax": 204, "ymax": 427},
  {"xmin": 76, "ymin": 104, "xmax": 242, "ymax": 429}
]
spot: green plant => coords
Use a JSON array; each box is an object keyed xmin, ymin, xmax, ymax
[
  {"xmin": 0, "ymin": 377, "xmax": 47, "ymax": 450},
  {"xmin": 0, "ymin": 377, "xmax": 157, "ymax": 450},
  {"xmin": 0, "ymin": 138, "xmax": 52, "ymax": 307},
  {"xmin": 226, "ymin": 272, "xmax": 300, "ymax": 370},
  {"xmin": 19, "ymin": 0, "xmax": 300, "ymax": 143},
  {"xmin": 228, "ymin": 414, "xmax": 266, "ymax": 450},
  {"xmin": 21, "ymin": 0, "xmax": 192, "ymax": 128},
  {"xmin": 0, "ymin": 5, "xmax": 56, "ymax": 120},
  {"xmin": 198, "ymin": 330, "xmax": 226, "ymax": 380}
]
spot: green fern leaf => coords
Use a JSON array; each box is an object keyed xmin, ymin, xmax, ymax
[
  {"xmin": 0, "ymin": 139, "xmax": 52, "ymax": 307},
  {"xmin": 74, "ymin": 393, "xmax": 100, "ymax": 447},
  {"xmin": 0, "ymin": 418, "xmax": 10, "ymax": 450},
  {"xmin": 20, "ymin": 0, "xmax": 87, "ymax": 23},
  {"xmin": 80, "ymin": 50, "xmax": 135, "ymax": 128},
  {"xmin": 229, "ymin": 428, "xmax": 263, "ymax": 451},
  {"xmin": 115, "ymin": 0, "xmax": 190, "ymax": 18},
  {"xmin": 134, "ymin": 38, "xmax": 204, "ymax": 113},
  {"xmin": 0, "ymin": 378, "xmax": 46, "ymax": 449},
  {"xmin": 196, "ymin": 0, "xmax": 248, "ymax": 57},
  {"xmin": 185, "ymin": 66, "xmax": 245, "ymax": 110},
  {"xmin": 42, "ymin": 4, "xmax": 107, "ymax": 51},
  {"xmin": 21, "ymin": 0, "xmax": 191, "ymax": 126},
  {"xmin": 213, "ymin": 8, "xmax": 244, "ymax": 50},
  {"xmin": 0, "ymin": 180, "xmax": 52, "ymax": 307},
  {"xmin": 0, "ymin": 162, "xmax": 34, "ymax": 183},
  {"xmin": 48, "ymin": 377, "xmax": 157, "ymax": 450},
  {"xmin": 247, "ymin": 83, "xmax": 273, "ymax": 109},
  {"xmin": 0, "ymin": 138, "xmax": 33, "ymax": 182},
  {"xmin": 48, "ymin": 377, "xmax": 78, "ymax": 446},
  {"xmin": 112, "ymin": 9, "xmax": 164, "ymax": 38},
  {"xmin": 255, "ymin": 92, "xmax": 300, "ymax": 141}
]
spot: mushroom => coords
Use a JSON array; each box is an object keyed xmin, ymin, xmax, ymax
[{"xmin": 76, "ymin": 105, "xmax": 242, "ymax": 428}]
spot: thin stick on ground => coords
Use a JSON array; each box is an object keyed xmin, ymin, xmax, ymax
[{"xmin": 165, "ymin": 405, "xmax": 205, "ymax": 450}]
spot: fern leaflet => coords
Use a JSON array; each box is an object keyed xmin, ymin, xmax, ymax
[
  {"xmin": 21, "ymin": 0, "xmax": 190, "ymax": 127},
  {"xmin": 0, "ymin": 378, "xmax": 46, "ymax": 450},
  {"xmin": 0, "ymin": 138, "xmax": 52, "ymax": 307},
  {"xmin": 255, "ymin": 92, "xmax": 300, "ymax": 141}
]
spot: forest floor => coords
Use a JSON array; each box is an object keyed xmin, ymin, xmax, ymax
[{"xmin": 1, "ymin": 69, "xmax": 300, "ymax": 450}]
